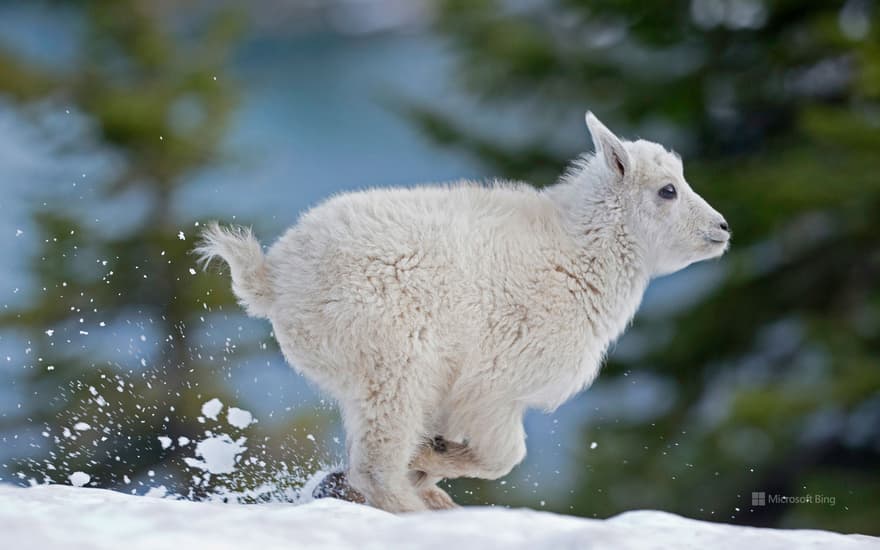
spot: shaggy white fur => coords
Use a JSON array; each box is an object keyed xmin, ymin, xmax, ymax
[{"xmin": 196, "ymin": 113, "xmax": 730, "ymax": 513}]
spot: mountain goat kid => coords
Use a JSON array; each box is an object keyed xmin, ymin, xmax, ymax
[{"xmin": 196, "ymin": 112, "xmax": 730, "ymax": 513}]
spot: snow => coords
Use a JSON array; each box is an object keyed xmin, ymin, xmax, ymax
[
  {"xmin": 157, "ymin": 436, "xmax": 172, "ymax": 449},
  {"xmin": 227, "ymin": 407, "xmax": 253, "ymax": 429},
  {"xmin": 67, "ymin": 472, "xmax": 90, "ymax": 487},
  {"xmin": 144, "ymin": 486, "xmax": 167, "ymax": 498},
  {"xmin": 200, "ymin": 397, "xmax": 223, "ymax": 420},
  {"xmin": 182, "ymin": 434, "xmax": 247, "ymax": 474},
  {"xmin": 0, "ymin": 485, "xmax": 875, "ymax": 550}
]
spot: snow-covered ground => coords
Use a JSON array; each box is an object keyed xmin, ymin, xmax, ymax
[{"xmin": 0, "ymin": 485, "xmax": 875, "ymax": 549}]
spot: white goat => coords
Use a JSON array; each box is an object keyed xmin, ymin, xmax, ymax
[{"xmin": 196, "ymin": 113, "xmax": 730, "ymax": 512}]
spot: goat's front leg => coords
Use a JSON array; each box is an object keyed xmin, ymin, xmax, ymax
[
  {"xmin": 405, "ymin": 438, "xmax": 463, "ymax": 509},
  {"xmin": 409, "ymin": 436, "xmax": 474, "ymax": 478},
  {"xmin": 410, "ymin": 407, "xmax": 526, "ymax": 481}
]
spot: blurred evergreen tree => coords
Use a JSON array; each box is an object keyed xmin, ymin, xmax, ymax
[
  {"xmin": 0, "ymin": 0, "xmax": 329, "ymax": 498},
  {"xmin": 413, "ymin": 0, "xmax": 880, "ymax": 534}
]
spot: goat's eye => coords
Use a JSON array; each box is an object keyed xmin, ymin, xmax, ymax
[{"xmin": 658, "ymin": 184, "xmax": 677, "ymax": 200}]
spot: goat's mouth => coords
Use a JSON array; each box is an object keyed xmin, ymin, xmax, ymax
[
  {"xmin": 704, "ymin": 232, "xmax": 730, "ymax": 245},
  {"xmin": 704, "ymin": 234, "xmax": 730, "ymax": 253}
]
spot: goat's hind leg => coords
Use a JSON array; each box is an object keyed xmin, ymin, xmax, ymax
[{"xmin": 342, "ymin": 381, "xmax": 429, "ymax": 513}]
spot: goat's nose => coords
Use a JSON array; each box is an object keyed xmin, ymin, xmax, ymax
[{"xmin": 719, "ymin": 220, "xmax": 730, "ymax": 232}]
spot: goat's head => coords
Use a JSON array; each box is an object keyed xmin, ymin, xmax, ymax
[{"xmin": 585, "ymin": 112, "xmax": 730, "ymax": 276}]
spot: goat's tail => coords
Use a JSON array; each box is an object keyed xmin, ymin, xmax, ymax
[{"xmin": 195, "ymin": 222, "xmax": 274, "ymax": 319}]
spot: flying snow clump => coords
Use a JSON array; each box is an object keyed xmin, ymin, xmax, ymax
[
  {"xmin": 183, "ymin": 435, "xmax": 247, "ymax": 475},
  {"xmin": 201, "ymin": 398, "xmax": 223, "ymax": 420},
  {"xmin": 68, "ymin": 472, "xmax": 90, "ymax": 487},
  {"xmin": 227, "ymin": 407, "xmax": 253, "ymax": 429}
]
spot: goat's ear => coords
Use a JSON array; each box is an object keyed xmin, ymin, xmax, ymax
[{"xmin": 585, "ymin": 112, "xmax": 630, "ymax": 180}]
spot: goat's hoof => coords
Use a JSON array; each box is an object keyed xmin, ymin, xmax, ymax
[
  {"xmin": 311, "ymin": 471, "xmax": 366, "ymax": 504},
  {"xmin": 420, "ymin": 485, "xmax": 459, "ymax": 510}
]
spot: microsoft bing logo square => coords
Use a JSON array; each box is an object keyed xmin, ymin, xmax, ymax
[{"xmin": 752, "ymin": 492, "xmax": 766, "ymax": 506}]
